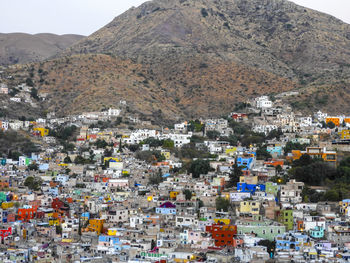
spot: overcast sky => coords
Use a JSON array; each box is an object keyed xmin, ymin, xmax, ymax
[{"xmin": 0, "ymin": 0, "xmax": 349, "ymax": 36}]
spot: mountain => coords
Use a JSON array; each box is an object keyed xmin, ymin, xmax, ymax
[
  {"xmin": 66, "ymin": 0, "xmax": 350, "ymax": 83},
  {"xmin": 4, "ymin": 0, "xmax": 350, "ymax": 120},
  {"xmin": 0, "ymin": 33, "xmax": 84, "ymax": 66}
]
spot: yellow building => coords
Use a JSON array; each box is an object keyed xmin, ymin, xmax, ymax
[
  {"xmin": 1, "ymin": 202, "xmax": 13, "ymax": 209},
  {"xmin": 107, "ymin": 228, "xmax": 118, "ymax": 236},
  {"xmin": 170, "ymin": 191, "xmax": 180, "ymax": 200},
  {"xmin": 33, "ymin": 127, "xmax": 49, "ymax": 137},
  {"xmin": 161, "ymin": 151, "xmax": 171, "ymax": 160},
  {"xmin": 49, "ymin": 218, "xmax": 60, "ymax": 226},
  {"xmin": 239, "ymin": 175, "xmax": 258, "ymax": 184},
  {"xmin": 339, "ymin": 130, "xmax": 350, "ymax": 140},
  {"xmin": 339, "ymin": 200, "xmax": 350, "ymax": 216},
  {"xmin": 214, "ymin": 218, "xmax": 231, "ymax": 225},
  {"xmin": 226, "ymin": 147, "xmax": 238, "ymax": 156},
  {"xmin": 239, "ymin": 200, "xmax": 260, "ymax": 215},
  {"xmin": 325, "ymin": 117, "xmax": 341, "ymax": 127},
  {"xmin": 104, "ymin": 157, "xmax": 121, "ymax": 163},
  {"xmin": 85, "ymin": 219, "xmax": 104, "ymax": 235}
]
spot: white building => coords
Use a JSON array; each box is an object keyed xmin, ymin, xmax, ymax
[
  {"xmin": 174, "ymin": 122, "xmax": 188, "ymax": 133},
  {"xmin": 10, "ymin": 97, "xmax": 21, "ymax": 103},
  {"xmin": 108, "ymin": 108, "xmax": 121, "ymax": 117},
  {"xmin": 255, "ymin": 96, "xmax": 273, "ymax": 108}
]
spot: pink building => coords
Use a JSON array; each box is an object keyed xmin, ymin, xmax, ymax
[{"xmin": 108, "ymin": 179, "xmax": 129, "ymax": 189}]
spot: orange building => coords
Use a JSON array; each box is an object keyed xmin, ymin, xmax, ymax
[
  {"xmin": 85, "ymin": 219, "xmax": 104, "ymax": 235},
  {"xmin": 18, "ymin": 206, "xmax": 38, "ymax": 222},
  {"xmin": 206, "ymin": 224, "xmax": 239, "ymax": 247},
  {"xmin": 0, "ymin": 182, "xmax": 9, "ymax": 189},
  {"xmin": 325, "ymin": 117, "xmax": 341, "ymax": 127},
  {"xmin": 264, "ymin": 159, "xmax": 284, "ymax": 167},
  {"xmin": 292, "ymin": 147, "xmax": 337, "ymax": 163}
]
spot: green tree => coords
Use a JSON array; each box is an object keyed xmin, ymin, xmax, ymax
[
  {"xmin": 227, "ymin": 163, "xmax": 243, "ymax": 188},
  {"xmin": 284, "ymin": 141, "xmax": 309, "ymax": 155},
  {"xmin": 183, "ymin": 189, "xmax": 193, "ymax": 200},
  {"xmin": 95, "ymin": 139, "xmax": 108, "ymax": 148},
  {"xmin": 148, "ymin": 169, "xmax": 164, "ymax": 185},
  {"xmin": 327, "ymin": 121, "xmax": 336, "ymax": 129},
  {"xmin": 323, "ymin": 189, "xmax": 339, "ymax": 201},
  {"xmin": 24, "ymin": 176, "xmax": 42, "ymax": 191},
  {"xmin": 142, "ymin": 137, "xmax": 163, "ymax": 147},
  {"xmin": 56, "ymin": 225, "xmax": 62, "ymax": 235},
  {"xmin": 28, "ymin": 163, "xmax": 38, "ymax": 171},
  {"xmin": 64, "ymin": 156, "xmax": 72, "ymax": 163},
  {"xmin": 206, "ymin": 130, "xmax": 221, "ymax": 140},
  {"xmin": 74, "ymin": 155, "xmax": 88, "ymax": 164},
  {"xmin": 30, "ymin": 87, "xmax": 39, "ymax": 100},
  {"xmin": 25, "ymin": 77, "xmax": 34, "ymax": 87},
  {"xmin": 256, "ymin": 146, "xmax": 272, "ymax": 160},
  {"xmin": 216, "ymin": 197, "xmax": 230, "ymax": 212},
  {"xmin": 163, "ymin": 139, "xmax": 174, "ymax": 148},
  {"xmin": 275, "ymin": 164, "xmax": 283, "ymax": 175},
  {"xmin": 188, "ymin": 159, "xmax": 211, "ymax": 178}
]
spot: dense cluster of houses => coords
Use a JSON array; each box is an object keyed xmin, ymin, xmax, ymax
[{"xmin": 1, "ymin": 94, "xmax": 350, "ymax": 262}]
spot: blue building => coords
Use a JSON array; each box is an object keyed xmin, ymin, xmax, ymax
[
  {"xmin": 276, "ymin": 232, "xmax": 310, "ymax": 251},
  {"xmin": 236, "ymin": 156, "xmax": 255, "ymax": 170},
  {"xmin": 310, "ymin": 226, "xmax": 324, "ymax": 238},
  {"xmin": 98, "ymin": 235, "xmax": 130, "ymax": 251},
  {"xmin": 55, "ymin": 174, "xmax": 69, "ymax": 185},
  {"xmin": 48, "ymin": 187, "xmax": 59, "ymax": 196},
  {"xmin": 39, "ymin": 163, "xmax": 49, "ymax": 171},
  {"xmin": 267, "ymin": 146, "xmax": 283, "ymax": 156},
  {"xmin": 237, "ymin": 183, "xmax": 266, "ymax": 194},
  {"xmin": 155, "ymin": 202, "xmax": 176, "ymax": 215}
]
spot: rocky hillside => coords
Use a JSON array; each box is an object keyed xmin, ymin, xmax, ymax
[
  {"xmin": 4, "ymin": 54, "xmax": 295, "ymax": 120},
  {"xmin": 3, "ymin": 0, "xmax": 350, "ymax": 119},
  {"xmin": 66, "ymin": 0, "xmax": 350, "ymax": 84},
  {"xmin": 0, "ymin": 33, "xmax": 84, "ymax": 66}
]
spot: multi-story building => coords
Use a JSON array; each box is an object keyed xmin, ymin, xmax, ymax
[{"xmin": 280, "ymin": 180, "xmax": 304, "ymax": 204}]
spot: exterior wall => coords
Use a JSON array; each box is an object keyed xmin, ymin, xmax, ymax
[
  {"xmin": 206, "ymin": 225, "xmax": 238, "ymax": 247},
  {"xmin": 155, "ymin": 207, "xmax": 176, "ymax": 215},
  {"xmin": 325, "ymin": 117, "xmax": 340, "ymax": 127},
  {"xmin": 278, "ymin": 209, "xmax": 294, "ymax": 231},
  {"xmin": 239, "ymin": 201, "xmax": 260, "ymax": 215},
  {"xmin": 237, "ymin": 224, "xmax": 285, "ymax": 241}
]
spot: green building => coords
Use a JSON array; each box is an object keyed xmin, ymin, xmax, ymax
[
  {"xmin": 265, "ymin": 182, "xmax": 279, "ymax": 196},
  {"xmin": 236, "ymin": 218, "xmax": 286, "ymax": 241},
  {"xmin": 278, "ymin": 209, "xmax": 294, "ymax": 231}
]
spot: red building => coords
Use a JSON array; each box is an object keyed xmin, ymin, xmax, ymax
[
  {"xmin": 18, "ymin": 206, "xmax": 38, "ymax": 222},
  {"xmin": 52, "ymin": 198, "xmax": 70, "ymax": 217},
  {"xmin": 230, "ymin": 113, "xmax": 248, "ymax": 122},
  {"xmin": 206, "ymin": 224, "xmax": 238, "ymax": 247},
  {"xmin": 7, "ymin": 213, "xmax": 16, "ymax": 223},
  {"xmin": 0, "ymin": 227, "xmax": 12, "ymax": 240}
]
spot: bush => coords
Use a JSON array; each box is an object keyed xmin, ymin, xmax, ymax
[
  {"xmin": 206, "ymin": 130, "xmax": 221, "ymax": 140},
  {"xmin": 216, "ymin": 197, "xmax": 230, "ymax": 212},
  {"xmin": 201, "ymin": 8, "xmax": 208, "ymax": 17},
  {"xmin": 24, "ymin": 176, "xmax": 42, "ymax": 191},
  {"xmin": 188, "ymin": 159, "xmax": 211, "ymax": 178},
  {"xmin": 26, "ymin": 77, "xmax": 34, "ymax": 87}
]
